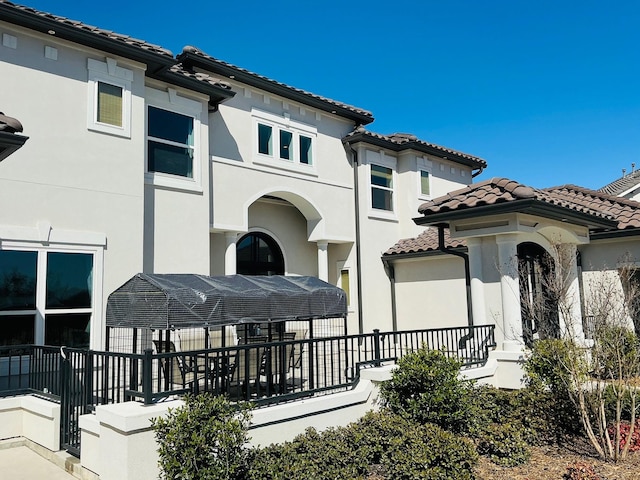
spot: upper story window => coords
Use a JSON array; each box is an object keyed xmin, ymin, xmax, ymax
[
  {"xmin": 147, "ymin": 106, "xmax": 194, "ymax": 178},
  {"xmin": 371, "ymin": 164, "xmax": 394, "ymax": 211},
  {"xmin": 252, "ymin": 109, "xmax": 316, "ymax": 173},
  {"xmin": 145, "ymin": 87, "xmax": 203, "ymax": 192},
  {"xmin": 87, "ymin": 58, "xmax": 132, "ymax": 137},
  {"xmin": 420, "ymin": 170, "xmax": 431, "ymax": 198}
]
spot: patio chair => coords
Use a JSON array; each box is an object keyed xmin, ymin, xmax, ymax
[
  {"xmin": 152, "ymin": 340, "xmax": 198, "ymax": 392},
  {"xmin": 227, "ymin": 336, "xmax": 267, "ymax": 399},
  {"xmin": 264, "ymin": 332, "xmax": 296, "ymax": 393}
]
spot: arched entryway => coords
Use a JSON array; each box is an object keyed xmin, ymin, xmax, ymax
[
  {"xmin": 518, "ymin": 242, "xmax": 560, "ymax": 347},
  {"xmin": 236, "ymin": 232, "xmax": 285, "ymax": 276}
]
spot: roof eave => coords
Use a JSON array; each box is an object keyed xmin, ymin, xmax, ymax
[
  {"xmin": 414, "ymin": 199, "xmax": 619, "ymax": 230},
  {"xmin": 344, "ymin": 131, "xmax": 486, "ymax": 169},
  {"xmin": 0, "ymin": 131, "xmax": 28, "ymax": 162},
  {"xmin": 590, "ymin": 227, "xmax": 640, "ymax": 241},
  {"xmin": 0, "ymin": 4, "xmax": 175, "ymax": 74},
  {"xmin": 178, "ymin": 51, "xmax": 374, "ymax": 125},
  {"xmin": 149, "ymin": 70, "xmax": 236, "ymax": 106},
  {"xmin": 382, "ymin": 246, "xmax": 468, "ymax": 260}
]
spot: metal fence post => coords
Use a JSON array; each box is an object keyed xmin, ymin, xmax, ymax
[
  {"xmin": 142, "ymin": 348, "xmax": 153, "ymax": 405},
  {"xmin": 373, "ymin": 329, "xmax": 381, "ymax": 367}
]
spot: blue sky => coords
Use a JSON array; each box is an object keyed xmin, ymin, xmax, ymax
[{"xmin": 24, "ymin": 0, "xmax": 640, "ymax": 189}]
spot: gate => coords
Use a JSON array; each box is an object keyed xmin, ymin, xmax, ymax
[{"xmin": 59, "ymin": 348, "xmax": 93, "ymax": 456}]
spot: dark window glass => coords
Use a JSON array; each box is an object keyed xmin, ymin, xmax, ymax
[
  {"xmin": 45, "ymin": 313, "xmax": 91, "ymax": 348},
  {"xmin": 258, "ymin": 124, "xmax": 272, "ymax": 155},
  {"xmin": 279, "ymin": 130, "xmax": 293, "ymax": 160},
  {"xmin": 371, "ymin": 164, "xmax": 392, "ymax": 187},
  {"xmin": 372, "ymin": 188, "xmax": 393, "ymax": 210},
  {"xmin": 236, "ymin": 232, "xmax": 284, "ymax": 276},
  {"xmin": 300, "ymin": 135, "xmax": 312, "ymax": 165},
  {"xmin": 148, "ymin": 141, "xmax": 193, "ymax": 178},
  {"xmin": 0, "ymin": 250, "xmax": 37, "ymax": 311},
  {"xmin": 46, "ymin": 253, "xmax": 93, "ymax": 309},
  {"xmin": 0, "ymin": 314, "xmax": 35, "ymax": 346},
  {"xmin": 148, "ymin": 106, "xmax": 193, "ymax": 145}
]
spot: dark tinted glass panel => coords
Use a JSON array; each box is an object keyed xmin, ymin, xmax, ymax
[
  {"xmin": 46, "ymin": 253, "xmax": 92, "ymax": 309},
  {"xmin": 372, "ymin": 188, "xmax": 393, "ymax": 210},
  {"xmin": 0, "ymin": 250, "xmax": 37, "ymax": 311},
  {"xmin": 148, "ymin": 106, "xmax": 193, "ymax": 145},
  {"xmin": 236, "ymin": 233, "xmax": 284, "ymax": 276},
  {"xmin": 371, "ymin": 164, "xmax": 392, "ymax": 187},
  {"xmin": 45, "ymin": 313, "xmax": 90, "ymax": 348},
  {"xmin": 279, "ymin": 130, "xmax": 292, "ymax": 160},
  {"xmin": 258, "ymin": 124, "xmax": 272, "ymax": 155},
  {"xmin": 148, "ymin": 141, "xmax": 193, "ymax": 178},
  {"xmin": 0, "ymin": 314, "xmax": 35, "ymax": 346},
  {"xmin": 236, "ymin": 236, "xmax": 252, "ymax": 263},
  {"xmin": 300, "ymin": 136, "xmax": 312, "ymax": 164}
]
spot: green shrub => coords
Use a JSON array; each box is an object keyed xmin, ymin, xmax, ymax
[
  {"xmin": 380, "ymin": 346, "xmax": 474, "ymax": 433},
  {"xmin": 477, "ymin": 422, "xmax": 530, "ymax": 467},
  {"xmin": 246, "ymin": 426, "xmax": 369, "ymax": 480},
  {"xmin": 524, "ymin": 338, "xmax": 574, "ymax": 395},
  {"xmin": 381, "ymin": 421, "xmax": 478, "ymax": 480},
  {"xmin": 593, "ymin": 324, "xmax": 640, "ymax": 380},
  {"xmin": 152, "ymin": 394, "xmax": 252, "ymax": 480}
]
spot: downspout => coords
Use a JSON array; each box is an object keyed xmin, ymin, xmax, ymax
[
  {"xmin": 472, "ymin": 166, "xmax": 484, "ymax": 178},
  {"xmin": 437, "ymin": 225, "xmax": 474, "ymax": 334},
  {"xmin": 345, "ymin": 140, "xmax": 365, "ymax": 334},
  {"xmin": 381, "ymin": 257, "xmax": 398, "ymax": 332}
]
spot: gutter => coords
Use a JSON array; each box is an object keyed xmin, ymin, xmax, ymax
[
  {"xmin": 436, "ymin": 225, "xmax": 474, "ymax": 328},
  {"xmin": 344, "ymin": 140, "xmax": 365, "ymax": 335}
]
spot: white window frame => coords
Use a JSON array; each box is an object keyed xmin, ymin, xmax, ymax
[
  {"xmin": 336, "ymin": 262, "xmax": 354, "ymax": 312},
  {"xmin": 0, "ymin": 241, "xmax": 103, "ymax": 349},
  {"xmin": 252, "ymin": 109, "xmax": 317, "ymax": 175},
  {"xmin": 368, "ymin": 156, "xmax": 397, "ymax": 221},
  {"xmin": 417, "ymin": 156, "xmax": 433, "ymax": 201},
  {"xmin": 87, "ymin": 58, "xmax": 132, "ymax": 138},
  {"xmin": 145, "ymin": 87, "xmax": 203, "ymax": 192}
]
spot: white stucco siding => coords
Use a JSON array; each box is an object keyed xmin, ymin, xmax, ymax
[
  {"xmin": 210, "ymin": 161, "xmax": 355, "ymax": 242},
  {"xmin": 394, "ymin": 256, "xmax": 468, "ymax": 330},
  {"xmin": 0, "ymin": 25, "xmax": 149, "ymax": 349}
]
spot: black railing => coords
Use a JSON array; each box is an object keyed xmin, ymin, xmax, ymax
[{"xmin": 0, "ymin": 325, "xmax": 495, "ymax": 454}]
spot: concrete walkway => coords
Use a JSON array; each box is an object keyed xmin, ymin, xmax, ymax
[{"xmin": 0, "ymin": 445, "xmax": 77, "ymax": 479}]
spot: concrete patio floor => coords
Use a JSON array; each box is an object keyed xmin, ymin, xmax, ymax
[{"xmin": 0, "ymin": 440, "xmax": 85, "ymax": 480}]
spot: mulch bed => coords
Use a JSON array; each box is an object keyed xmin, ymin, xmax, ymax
[{"xmin": 475, "ymin": 438, "xmax": 640, "ymax": 480}]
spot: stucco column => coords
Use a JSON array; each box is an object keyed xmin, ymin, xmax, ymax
[
  {"xmin": 558, "ymin": 243, "xmax": 585, "ymax": 342},
  {"xmin": 224, "ymin": 231, "xmax": 239, "ymax": 275},
  {"xmin": 466, "ymin": 237, "xmax": 487, "ymax": 325},
  {"xmin": 317, "ymin": 241, "xmax": 329, "ymax": 282},
  {"xmin": 496, "ymin": 234, "xmax": 524, "ymax": 350}
]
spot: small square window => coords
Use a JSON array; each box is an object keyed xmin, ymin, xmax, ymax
[
  {"xmin": 420, "ymin": 170, "xmax": 431, "ymax": 197},
  {"xmin": 300, "ymin": 135, "xmax": 313, "ymax": 165},
  {"xmin": 280, "ymin": 130, "xmax": 293, "ymax": 160},
  {"xmin": 97, "ymin": 82, "xmax": 123, "ymax": 127},
  {"xmin": 340, "ymin": 269, "xmax": 351, "ymax": 306},
  {"xmin": 258, "ymin": 124, "xmax": 273, "ymax": 155}
]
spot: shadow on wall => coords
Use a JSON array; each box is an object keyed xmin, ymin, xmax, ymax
[{"xmin": 210, "ymin": 114, "xmax": 242, "ymax": 162}]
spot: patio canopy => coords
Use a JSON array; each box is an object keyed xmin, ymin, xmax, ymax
[{"xmin": 106, "ymin": 273, "xmax": 347, "ymax": 329}]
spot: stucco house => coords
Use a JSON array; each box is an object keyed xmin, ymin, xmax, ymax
[{"xmin": 0, "ymin": 0, "xmax": 486, "ymax": 352}]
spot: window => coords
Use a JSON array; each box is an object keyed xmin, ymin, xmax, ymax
[
  {"xmin": 420, "ymin": 170, "xmax": 431, "ymax": 198},
  {"xmin": 236, "ymin": 232, "xmax": 285, "ymax": 276},
  {"xmin": 147, "ymin": 106, "xmax": 195, "ymax": 178},
  {"xmin": 371, "ymin": 164, "xmax": 394, "ymax": 211},
  {"xmin": 340, "ymin": 269, "xmax": 351, "ymax": 307},
  {"xmin": 87, "ymin": 58, "xmax": 132, "ymax": 137},
  {"xmin": 96, "ymin": 82, "xmax": 123, "ymax": 127},
  {"xmin": 253, "ymin": 110, "xmax": 316, "ymax": 171},
  {"xmin": 0, "ymin": 249, "xmax": 93, "ymax": 349}
]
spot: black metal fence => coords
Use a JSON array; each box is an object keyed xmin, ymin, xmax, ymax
[{"xmin": 0, "ymin": 324, "xmax": 495, "ymax": 455}]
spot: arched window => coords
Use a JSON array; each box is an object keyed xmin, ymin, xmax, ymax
[{"xmin": 236, "ymin": 232, "xmax": 284, "ymax": 276}]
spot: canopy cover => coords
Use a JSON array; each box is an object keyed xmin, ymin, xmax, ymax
[{"xmin": 106, "ymin": 274, "xmax": 347, "ymax": 329}]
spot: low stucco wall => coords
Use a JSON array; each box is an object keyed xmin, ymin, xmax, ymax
[
  {"xmin": 78, "ymin": 366, "xmax": 394, "ymax": 480},
  {"xmin": 0, "ymin": 395, "xmax": 60, "ymax": 451}
]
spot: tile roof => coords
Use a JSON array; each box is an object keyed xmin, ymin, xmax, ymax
[
  {"xmin": 179, "ymin": 46, "xmax": 374, "ymax": 123},
  {"xmin": 166, "ymin": 64, "xmax": 232, "ymax": 91},
  {"xmin": 0, "ymin": 0, "xmax": 173, "ymax": 57},
  {"xmin": 599, "ymin": 170, "xmax": 640, "ymax": 196},
  {"xmin": 417, "ymin": 177, "xmax": 617, "ymax": 222},
  {"xmin": 384, "ymin": 227, "xmax": 465, "ymax": 256},
  {"xmin": 386, "ymin": 178, "xmax": 640, "ymax": 257},
  {"xmin": 343, "ymin": 128, "xmax": 487, "ymax": 169}
]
